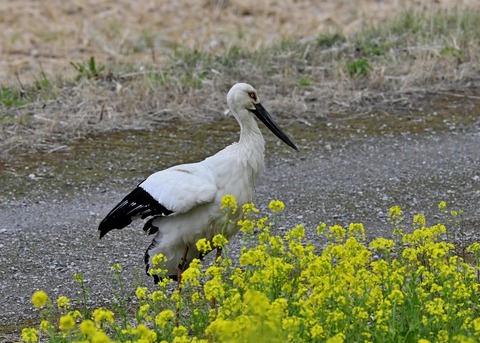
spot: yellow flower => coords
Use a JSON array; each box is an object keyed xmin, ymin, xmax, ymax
[
  {"xmin": 110, "ymin": 263, "xmax": 123, "ymax": 273},
  {"xmin": 348, "ymin": 223, "xmax": 366, "ymax": 239},
  {"xmin": 388, "ymin": 205, "xmax": 403, "ymax": 220},
  {"xmin": 369, "ymin": 237, "xmax": 395, "ymax": 252},
  {"xmin": 310, "ymin": 324, "xmax": 325, "ymax": 339},
  {"xmin": 371, "ymin": 260, "xmax": 389, "ymax": 276},
  {"xmin": 286, "ymin": 224, "xmax": 305, "ymax": 241},
  {"xmin": 149, "ymin": 289, "xmax": 167, "ymax": 302},
  {"xmin": 452, "ymin": 335, "xmax": 474, "ymax": 343},
  {"xmin": 388, "ymin": 289, "xmax": 405, "ymax": 305},
  {"xmin": 204, "ymin": 275, "xmax": 225, "ymax": 301},
  {"xmin": 268, "ymin": 235, "xmax": 284, "ymax": 252},
  {"xmin": 352, "ymin": 307, "xmax": 369, "ymax": 320},
  {"xmin": 137, "ymin": 324, "xmax": 157, "ymax": 342},
  {"xmin": 173, "ymin": 325, "xmax": 188, "ymax": 337},
  {"xmin": 467, "ymin": 243, "xmax": 480, "ymax": 257},
  {"xmin": 418, "ymin": 339, "xmax": 431, "ymax": 343},
  {"xmin": 39, "ymin": 320, "xmax": 52, "ymax": 332},
  {"xmin": 438, "ymin": 201, "xmax": 447, "ymax": 210},
  {"xmin": 268, "ymin": 199, "xmax": 285, "ymax": 213},
  {"xmin": 80, "ymin": 319, "xmax": 96, "ymax": 336},
  {"xmin": 316, "ymin": 222, "xmax": 327, "ymax": 235},
  {"xmin": 150, "ymin": 254, "xmax": 169, "ymax": 279},
  {"xmin": 327, "ymin": 224, "xmax": 346, "ymax": 242},
  {"xmin": 230, "ymin": 268, "xmax": 245, "ymax": 289},
  {"xmin": 93, "ymin": 308, "xmax": 114, "ymax": 324},
  {"xmin": 152, "ymin": 253, "xmax": 167, "ymax": 266},
  {"xmin": 242, "ymin": 203, "xmax": 259, "ymax": 215},
  {"xmin": 74, "ymin": 272, "xmax": 84, "ymax": 283},
  {"xmin": 221, "ymin": 194, "xmax": 237, "ymax": 214},
  {"xmin": 138, "ymin": 304, "xmax": 150, "ymax": 318},
  {"xmin": 425, "ymin": 298, "xmax": 445, "ymax": 319},
  {"xmin": 413, "ymin": 213, "xmax": 426, "ymax": 228},
  {"xmin": 191, "ymin": 291, "xmax": 201, "ymax": 303},
  {"xmin": 31, "ymin": 290, "xmax": 49, "ymax": 309},
  {"xmin": 212, "ymin": 234, "xmax": 228, "ymax": 248},
  {"xmin": 91, "ymin": 331, "xmax": 111, "ymax": 343},
  {"xmin": 256, "ymin": 217, "xmax": 269, "ymax": 230},
  {"xmin": 71, "ymin": 310, "xmax": 82, "ymax": 319},
  {"xmin": 472, "ymin": 317, "xmax": 480, "ymax": 332},
  {"xmin": 57, "ymin": 296, "xmax": 70, "ymax": 311},
  {"xmin": 181, "ymin": 258, "xmax": 202, "ymax": 286},
  {"xmin": 21, "ymin": 328, "xmax": 38, "ymax": 342},
  {"xmin": 326, "ymin": 333, "xmax": 346, "ymax": 343},
  {"xmin": 238, "ymin": 219, "xmax": 255, "ymax": 234},
  {"xmin": 59, "ymin": 314, "xmax": 75, "ymax": 331},
  {"xmin": 155, "ymin": 310, "xmax": 174, "ymax": 328},
  {"xmin": 402, "ymin": 248, "xmax": 417, "ymax": 261},
  {"xmin": 437, "ymin": 330, "xmax": 449, "ymax": 343},
  {"xmin": 135, "ymin": 286, "xmax": 148, "ymax": 300},
  {"xmin": 196, "ymin": 238, "xmax": 212, "ymax": 254}
]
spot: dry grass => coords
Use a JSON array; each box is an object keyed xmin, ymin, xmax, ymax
[
  {"xmin": 1, "ymin": 0, "xmax": 478, "ymax": 83},
  {"xmin": 1, "ymin": 1, "xmax": 480, "ymax": 157}
]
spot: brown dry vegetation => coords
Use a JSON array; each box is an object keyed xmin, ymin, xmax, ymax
[
  {"xmin": 1, "ymin": 0, "xmax": 478, "ymax": 82},
  {"xmin": 1, "ymin": 0, "xmax": 480, "ymax": 156}
]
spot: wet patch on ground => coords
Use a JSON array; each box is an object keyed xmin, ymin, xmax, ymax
[{"xmin": 1, "ymin": 92, "xmax": 479, "ymax": 204}]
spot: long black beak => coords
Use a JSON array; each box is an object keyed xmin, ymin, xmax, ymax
[{"xmin": 250, "ymin": 103, "xmax": 298, "ymax": 151}]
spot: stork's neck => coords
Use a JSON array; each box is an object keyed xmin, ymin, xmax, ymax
[
  {"xmin": 238, "ymin": 114, "xmax": 265, "ymax": 153},
  {"xmin": 235, "ymin": 112, "xmax": 265, "ymax": 177}
]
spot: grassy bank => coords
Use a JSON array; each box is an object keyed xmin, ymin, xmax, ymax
[{"xmin": 1, "ymin": 9, "xmax": 480, "ymax": 156}]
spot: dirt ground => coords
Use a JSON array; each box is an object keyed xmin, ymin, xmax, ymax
[{"xmin": 1, "ymin": 0, "xmax": 479, "ymax": 83}]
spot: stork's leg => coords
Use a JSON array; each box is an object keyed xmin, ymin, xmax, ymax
[
  {"xmin": 215, "ymin": 246, "xmax": 223, "ymax": 262},
  {"xmin": 177, "ymin": 245, "xmax": 190, "ymax": 284},
  {"xmin": 175, "ymin": 245, "xmax": 189, "ymax": 327},
  {"xmin": 211, "ymin": 247, "xmax": 223, "ymax": 309}
]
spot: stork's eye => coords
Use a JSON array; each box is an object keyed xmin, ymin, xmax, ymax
[{"xmin": 248, "ymin": 92, "xmax": 257, "ymax": 101}]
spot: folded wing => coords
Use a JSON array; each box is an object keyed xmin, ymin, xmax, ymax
[{"xmin": 98, "ymin": 164, "xmax": 217, "ymax": 238}]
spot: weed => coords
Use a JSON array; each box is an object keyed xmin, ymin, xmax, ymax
[
  {"xmin": 141, "ymin": 30, "xmax": 157, "ymax": 62},
  {"xmin": 0, "ymin": 86, "xmax": 26, "ymax": 107},
  {"xmin": 297, "ymin": 75, "xmax": 312, "ymax": 86},
  {"xmin": 440, "ymin": 47, "xmax": 465, "ymax": 63},
  {"xmin": 316, "ymin": 32, "xmax": 345, "ymax": 48},
  {"xmin": 346, "ymin": 58, "xmax": 371, "ymax": 78},
  {"xmin": 70, "ymin": 56, "xmax": 107, "ymax": 80}
]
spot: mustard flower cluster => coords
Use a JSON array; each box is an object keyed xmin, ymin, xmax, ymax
[{"xmin": 22, "ymin": 200, "xmax": 480, "ymax": 343}]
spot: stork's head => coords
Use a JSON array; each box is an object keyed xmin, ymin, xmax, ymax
[{"xmin": 227, "ymin": 83, "xmax": 298, "ymax": 151}]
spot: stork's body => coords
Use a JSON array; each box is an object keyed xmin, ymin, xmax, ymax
[{"xmin": 98, "ymin": 83, "xmax": 297, "ymax": 281}]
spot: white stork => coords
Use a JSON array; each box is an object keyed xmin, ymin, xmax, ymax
[{"xmin": 98, "ymin": 83, "xmax": 297, "ymax": 283}]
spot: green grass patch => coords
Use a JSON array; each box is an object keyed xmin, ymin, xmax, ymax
[
  {"xmin": 359, "ymin": 9, "xmax": 480, "ymax": 51},
  {"xmin": 21, "ymin": 199, "xmax": 480, "ymax": 343},
  {"xmin": 297, "ymin": 75, "xmax": 312, "ymax": 86},
  {"xmin": 0, "ymin": 70, "xmax": 56, "ymax": 109},
  {"xmin": 70, "ymin": 56, "xmax": 107, "ymax": 80},
  {"xmin": 346, "ymin": 58, "xmax": 371, "ymax": 78},
  {"xmin": 0, "ymin": 86, "xmax": 27, "ymax": 107},
  {"xmin": 316, "ymin": 32, "xmax": 345, "ymax": 48}
]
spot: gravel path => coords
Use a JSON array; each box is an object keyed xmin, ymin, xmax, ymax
[{"xmin": 1, "ymin": 123, "xmax": 479, "ymax": 340}]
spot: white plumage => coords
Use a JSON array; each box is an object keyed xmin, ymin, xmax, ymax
[{"xmin": 98, "ymin": 83, "xmax": 297, "ymax": 282}]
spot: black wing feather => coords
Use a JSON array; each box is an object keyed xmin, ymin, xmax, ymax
[{"xmin": 98, "ymin": 186, "xmax": 172, "ymax": 238}]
